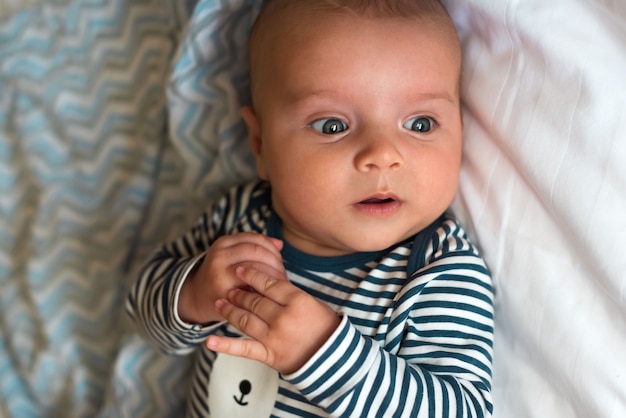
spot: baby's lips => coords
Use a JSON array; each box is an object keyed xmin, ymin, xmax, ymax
[{"xmin": 357, "ymin": 192, "xmax": 400, "ymax": 205}]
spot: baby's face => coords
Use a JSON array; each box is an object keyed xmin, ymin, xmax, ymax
[{"xmin": 247, "ymin": 10, "xmax": 462, "ymax": 256}]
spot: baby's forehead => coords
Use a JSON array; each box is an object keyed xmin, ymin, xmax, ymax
[
  {"xmin": 251, "ymin": 1, "xmax": 336, "ymax": 40},
  {"xmin": 247, "ymin": 0, "xmax": 461, "ymax": 106}
]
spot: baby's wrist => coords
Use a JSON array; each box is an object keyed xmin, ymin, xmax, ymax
[{"xmin": 177, "ymin": 267, "xmax": 218, "ymax": 325}]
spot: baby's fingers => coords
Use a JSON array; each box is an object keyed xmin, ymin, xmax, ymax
[
  {"xmin": 228, "ymin": 288, "xmax": 281, "ymax": 323},
  {"xmin": 210, "ymin": 233, "xmax": 285, "ymax": 273},
  {"xmin": 235, "ymin": 266, "xmax": 295, "ymax": 305},
  {"xmin": 214, "ymin": 297, "xmax": 269, "ymax": 341},
  {"xmin": 206, "ymin": 334, "xmax": 272, "ymax": 365}
]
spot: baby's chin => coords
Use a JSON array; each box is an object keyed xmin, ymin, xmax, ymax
[
  {"xmin": 292, "ymin": 237, "xmax": 402, "ymax": 258},
  {"xmin": 283, "ymin": 221, "xmax": 427, "ymax": 257},
  {"xmin": 348, "ymin": 237, "xmax": 413, "ymax": 253},
  {"xmin": 327, "ymin": 232, "xmax": 420, "ymax": 255}
]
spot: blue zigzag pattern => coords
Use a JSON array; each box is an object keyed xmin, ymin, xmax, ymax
[
  {"xmin": 0, "ymin": 0, "xmax": 196, "ymax": 417},
  {"xmin": 1, "ymin": 0, "xmax": 270, "ymax": 416},
  {"xmin": 167, "ymin": 0, "xmax": 262, "ymax": 193},
  {"xmin": 106, "ymin": 1, "xmax": 264, "ymax": 416}
]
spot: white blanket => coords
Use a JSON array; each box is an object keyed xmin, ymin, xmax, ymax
[{"xmin": 449, "ymin": 1, "xmax": 626, "ymax": 416}]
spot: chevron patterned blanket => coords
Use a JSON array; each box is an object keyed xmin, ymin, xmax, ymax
[
  {"xmin": 2, "ymin": 1, "xmax": 626, "ymax": 418},
  {"xmin": 0, "ymin": 0, "xmax": 259, "ymax": 416}
]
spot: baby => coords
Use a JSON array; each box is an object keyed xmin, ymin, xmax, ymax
[{"xmin": 127, "ymin": 0, "xmax": 494, "ymax": 416}]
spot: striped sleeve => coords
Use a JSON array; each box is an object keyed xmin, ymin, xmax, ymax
[
  {"xmin": 284, "ymin": 220, "xmax": 494, "ymax": 417},
  {"xmin": 125, "ymin": 182, "xmax": 264, "ymax": 354}
]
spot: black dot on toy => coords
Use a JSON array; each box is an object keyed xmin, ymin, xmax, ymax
[{"xmin": 239, "ymin": 380, "xmax": 251, "ymax": 395}]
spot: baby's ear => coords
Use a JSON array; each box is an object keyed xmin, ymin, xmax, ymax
[{"xmin": 240, "ymin": 106, "xmax": 268, "ymax": 179}]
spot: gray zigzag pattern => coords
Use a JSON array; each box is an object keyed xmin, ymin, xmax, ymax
[
  {"xmin": 103, "ymin": 1, "xmax": 267, "ymax": 416},
  {"xmin": 0, "ymin": 0, "xmax": 194, "ymax": 416},
  {"xmin": 1, "ymin": 0, "xmax": 272, "ymax": 416},
  {"xmin": 166, "ymin": 0, "xmax": 261, "ymax": 194}
]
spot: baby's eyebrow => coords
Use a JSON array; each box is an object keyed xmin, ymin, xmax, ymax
[
  {"xmin": 410, "ymin": 91, "xmax": 457, "ymax": 105},
  {"xmin": 286, "ymin": 89, "xmax": 337, "ymax": 106}
]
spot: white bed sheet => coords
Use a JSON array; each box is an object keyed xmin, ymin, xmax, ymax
[{"xmin": 447, "ymin": 1, "xmax": 626, "ymax": 416}]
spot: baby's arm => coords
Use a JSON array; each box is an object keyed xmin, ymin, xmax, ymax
[
  {"xmin": 297, "ymin": 260, "xmax": 493, "ymax": 418},
  {"xmin": 127, "ymin": 230, "xmax": 284, "ymax": 354},
  {"xmin": 209, "ymin": 255, "xmax": 494, "ymax": 417},
  {"xmin": 126, "ymin": 182, "xmax": 285, "ymax": 354}
]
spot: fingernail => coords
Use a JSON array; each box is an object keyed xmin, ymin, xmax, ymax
[
  {"xmin": 235, "ymin": 266, "xmax": 245, "ymax": 275},
  {"xmin": 270, "ymin": 238, "xmax": 284, "ymax": 249},
  {"xmin": 207, "ymin": 337, "xmax": 217, "ymax": 349},
  {"xmin": 215, "ymin": 299, "xmax": 226, "ymax": 310}
]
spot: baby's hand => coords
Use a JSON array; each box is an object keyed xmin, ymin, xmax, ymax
[
  {"xmin": 178, "ymin": 233, "xmax": 285, "ymax": 325},
  {"xmin": 206, "ymin": 265, "xmax": 341, "ymax": 375}
]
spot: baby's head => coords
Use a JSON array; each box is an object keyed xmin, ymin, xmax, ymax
[{"xmin": 241, "ymin": 0, "xmax": 463, "ymax": 256}]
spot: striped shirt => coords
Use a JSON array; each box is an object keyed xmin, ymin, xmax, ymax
[{"xmin": 127, "ymin": 181, "xmax": 494, "ymax": 417}]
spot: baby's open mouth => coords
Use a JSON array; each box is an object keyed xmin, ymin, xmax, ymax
[
  {"xmin": 360, "ymin": 197, "xmax": 396, "ymax": 204},
  {"xmin": 354, "ymin": 194, "xmax": 401, "ymax": 216}
]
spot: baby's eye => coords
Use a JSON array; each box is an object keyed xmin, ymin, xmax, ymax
[
  {"xmin": 403, "ymin": 116, "xmax": 435, "ymax": 133},
  {"xmin": 310, "ymin": 118, "xmax": 348, "ymax": 134}
]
